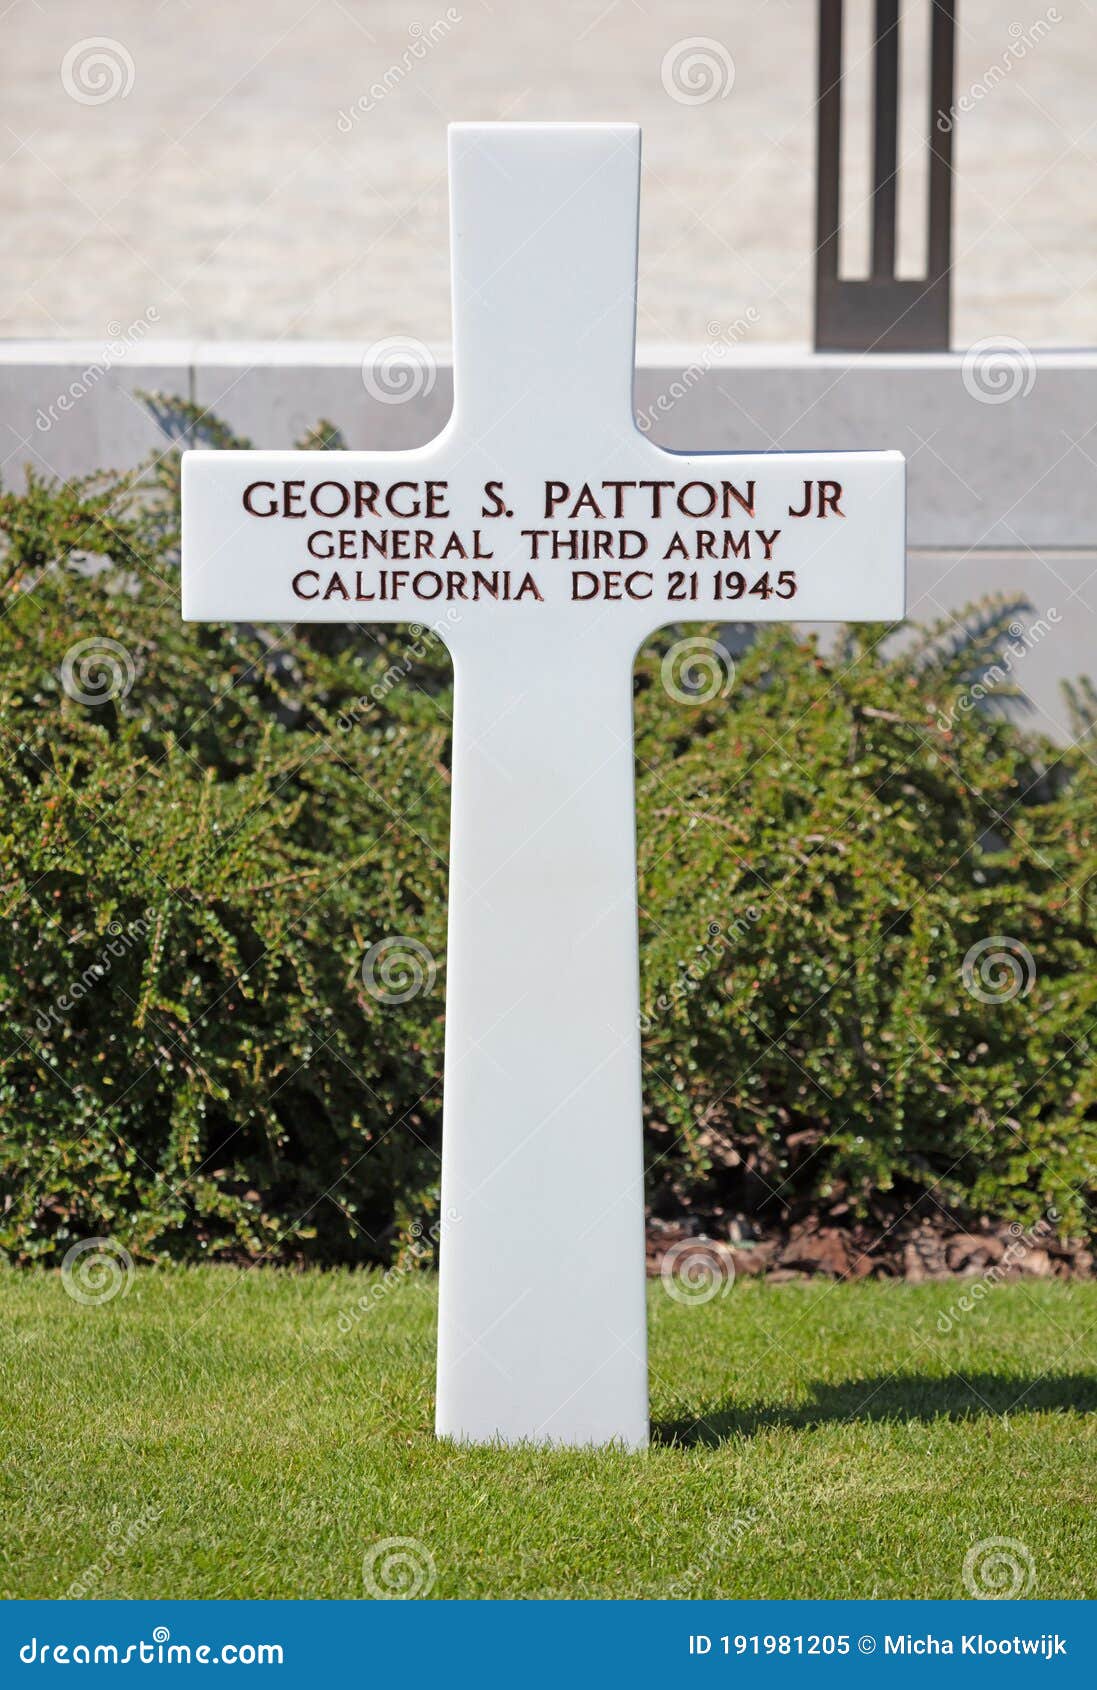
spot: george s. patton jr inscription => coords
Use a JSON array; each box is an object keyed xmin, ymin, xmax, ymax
[{"xmin": 236, "ymin": 473, "xmax": 850, "ymax": 608}]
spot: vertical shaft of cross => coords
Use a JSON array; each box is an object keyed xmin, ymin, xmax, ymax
[
  {"xmin": 436, "ymin": 124, "xmax": 649, "ymax": 1445},
  {"xmin": 437, "ymin": 627, "xmax": 648, "ymax": 1447}
]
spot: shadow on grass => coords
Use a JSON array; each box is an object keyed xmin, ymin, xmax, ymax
[{"xmin": 653, "ymin": 1372, "xmax": 1097, "ymax": 1447}]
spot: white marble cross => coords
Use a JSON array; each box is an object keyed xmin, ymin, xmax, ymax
[{"xmin": 182, "ymin": 122, "xmax": 904, "ymax": 1449}]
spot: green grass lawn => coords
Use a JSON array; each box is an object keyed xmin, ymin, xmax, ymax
[{"xmin": 2, "ymin": 1268, "xmax": 1094, "ymax": 1600}]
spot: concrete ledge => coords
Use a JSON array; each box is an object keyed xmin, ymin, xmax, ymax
[
  {"xmin": 641, "ymin": 347, "xmax": 1097, "ymax": 554},
  {"xmin": 2, "ymin": 342, "xmax": 1094, "ymax": 552}
]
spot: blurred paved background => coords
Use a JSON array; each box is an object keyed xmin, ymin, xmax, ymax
[{"xmin": 2, "ymin": 0, "xmax": 1094, "ymax": 348}]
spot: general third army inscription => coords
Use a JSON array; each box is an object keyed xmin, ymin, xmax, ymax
[{"xmin": 182, "ymin": 122, "xmax": 905, "ymax": 1449}]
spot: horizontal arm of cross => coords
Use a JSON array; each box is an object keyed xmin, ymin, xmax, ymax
[{"xmin": 182, "ymin": 441, "xmax": 905, "ymax": 643}]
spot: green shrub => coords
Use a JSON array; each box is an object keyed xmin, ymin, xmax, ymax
[
  {"xmin": 635, "ymin": 622, "xmax": 1096, "ymax": 1238},
  {"xmin": 0, "ymin": 403, "xmax": 1092, "ymax": 1262},
  {"xmin": 0, "ymin": 417, "xmax": 452, "ymax": 1264}
]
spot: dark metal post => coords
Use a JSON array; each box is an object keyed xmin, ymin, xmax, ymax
[
  {"xmin": 871, "ymin": 0, "xmax": 900, "ymax": 279},
  {"xmin": 814, "ymin": 0, "xmax": 957, "ymax": 352},
  {"xmin": 815, "ymin": 0, "xmax": 843, "ymax": 287}
]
